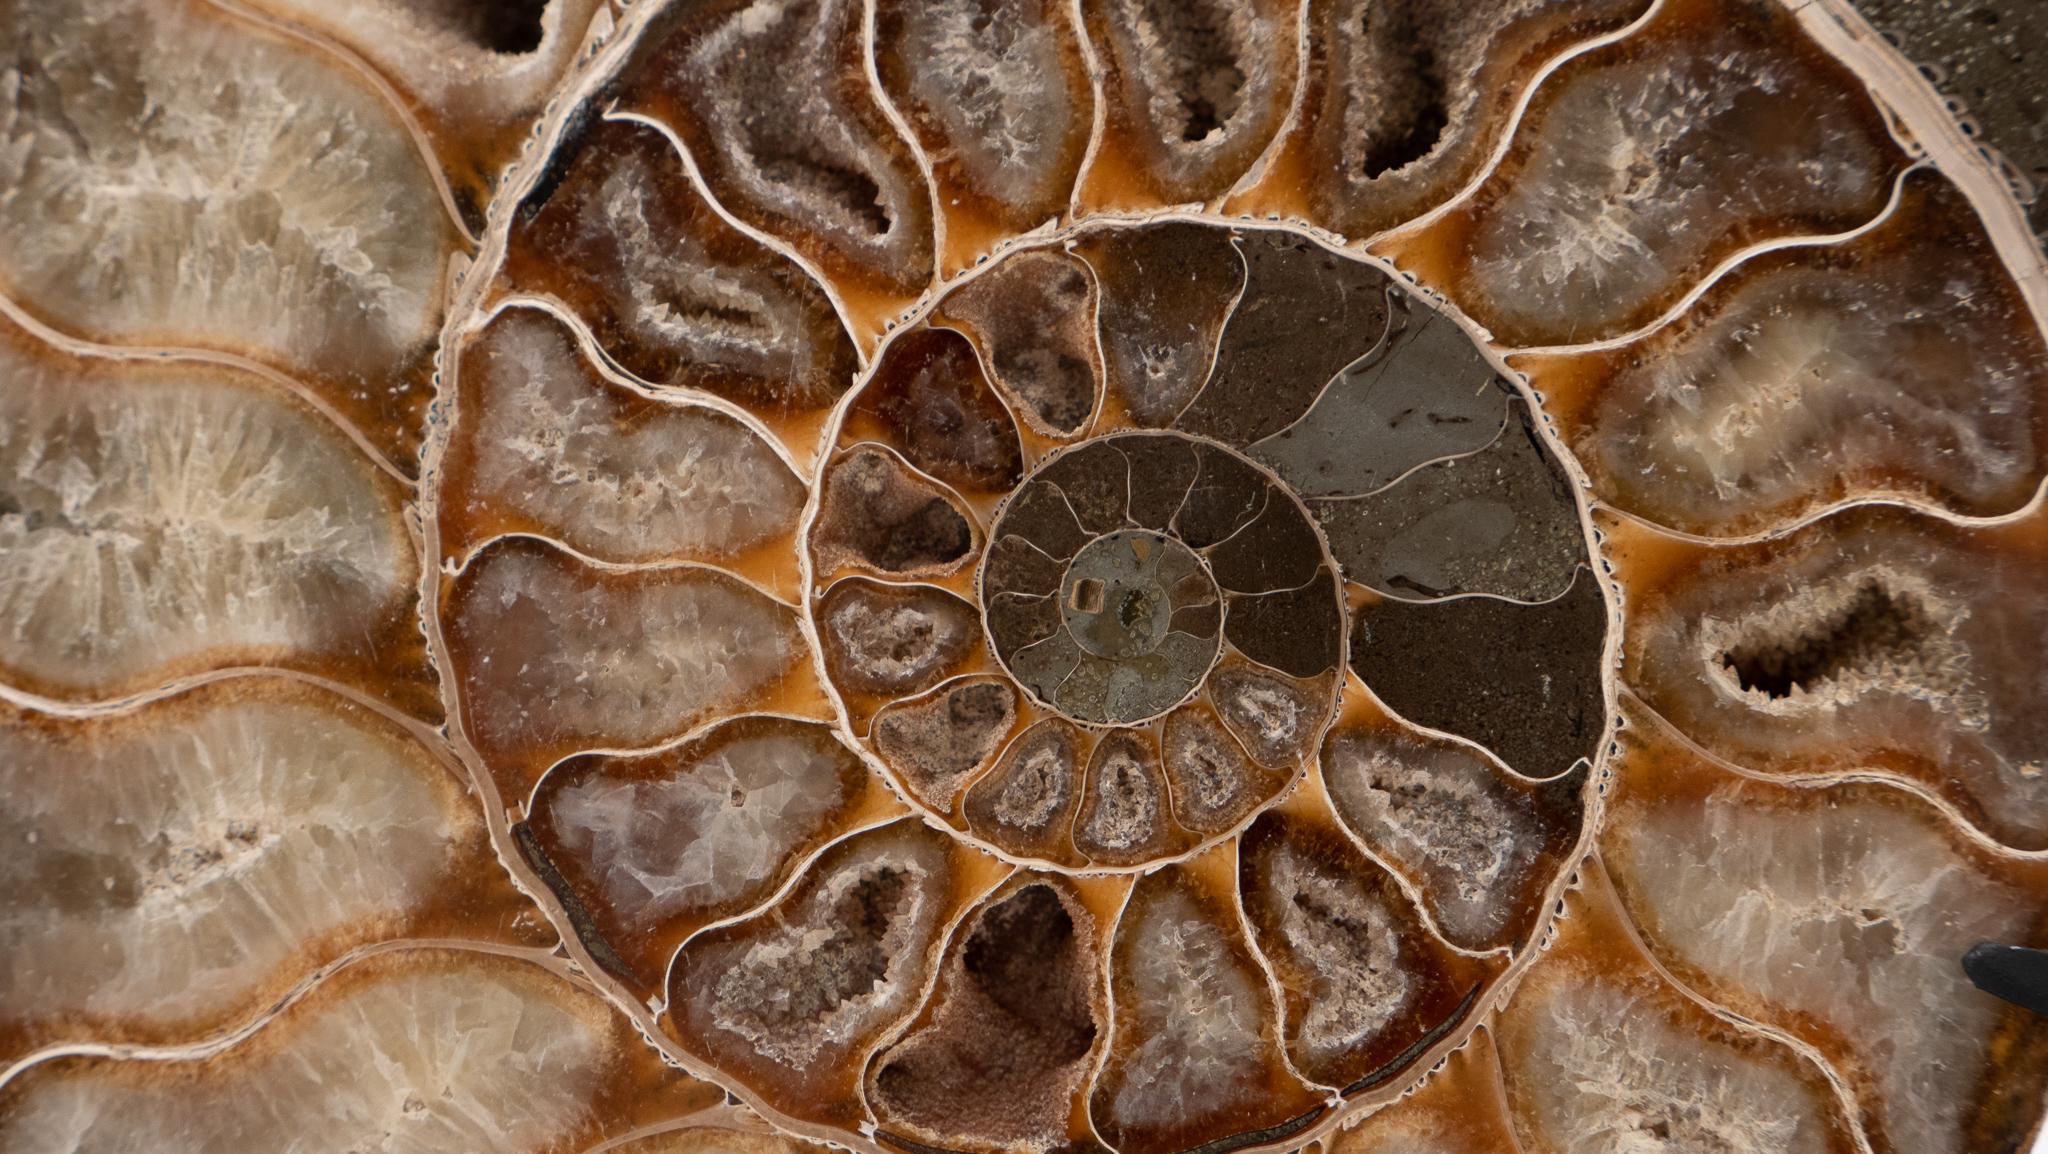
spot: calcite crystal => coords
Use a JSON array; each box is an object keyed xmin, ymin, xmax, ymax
[{"xmin": 1, "ymin": 0, "xmax": 2044, "ymax": 1153}]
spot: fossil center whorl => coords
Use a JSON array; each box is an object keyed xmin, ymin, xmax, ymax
[
  {"xmin": 767, "ymin": 203, "xmax": 1623, "ymax": 1141},
  {"xmin": 1058, "ymin": 529, "xmax": 1203, "ymax": 664},
  {"xmin": 981, "ymin": 431, "xmax": 1340, "ymax": 734},
  {"xmin": 806, "ymin": 220, "xmax": 1610, "ymax": 894}
]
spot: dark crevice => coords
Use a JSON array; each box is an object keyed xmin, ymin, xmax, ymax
[
  {"xmin": 516, "ymin": 99, "xmax": 597, "ymax": 221},
  {"xmin": 875, "ymin": 1130, "xmax": 969, "ymax": 1154},
  {"xmin": 961, "ymin": 885, "xmax": 1098, "ymax": 1062},
  {"xmin": 1718, "ymin": 580, "xmax": 1937, "ymax": 700},
  {"xmin": 1339, "ymin": 983, "xmax": 1482, "ymax": 1095},
  {"xmin": 1291, "ymin": 887, "xmax": 1371, "ymax": 940},
  {"xmin": 511, "ymin": 822, "xmax": 637, "ymax": 984},
  {"xmin": 1182, "ymin": 90, "xmax": 1233, "ymax": 142},
  {"xmin": 1383, "ymin": 574, "xmax": 1447, "ymax": 598},
  {"xmin": 1353, "ymin": 2, "xmax": 1448, "ymax": 177},
  {"xmin": 675, "ymin": 297, "xmax": 771, "ymax": 329},
  {"xmin": 1173, "ymin": 1104, "xmax": 1326, "ymax": 1154},
  {"xmin": 759, "ymin": 153, "xmax": 895, "ymax": 237},
  {"xmin": 872, "ymin": 500, "xmax": 973, "ymax": 571},
  {"xmin": 1148, "ymin": 0, "xmax": 1248, "ymax": 142},
  {"xmin": 869, "ymin": 883, "xmax": 1100, "ymax": 1142},
  {"xmin": 409, "ymin": 0, "xmax": 549, "ymax": 54}
]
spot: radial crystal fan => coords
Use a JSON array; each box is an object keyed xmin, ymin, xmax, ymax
[{"xmin": 1, "ymin": 1, "xmax": 2044, "ymax": 1153}]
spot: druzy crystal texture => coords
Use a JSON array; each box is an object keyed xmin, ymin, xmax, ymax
[{"xmin": 1, "ymin": 1, "xmax": 2046, "ymax": 1153}]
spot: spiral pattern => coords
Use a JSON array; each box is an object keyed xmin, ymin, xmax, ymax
[{"xmin": 0, "ymin": 2, "xmax": 2045, "ymax": 1154}]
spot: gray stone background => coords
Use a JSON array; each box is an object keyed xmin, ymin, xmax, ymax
[{"xmin": 1852, "ymin": 0, "xmax": 2047, "ymax": 240}]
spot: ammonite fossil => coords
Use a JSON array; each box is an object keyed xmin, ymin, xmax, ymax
[{"xmin": 1, "ymin": 1, "xmax": 2046, "ymax": 1153}]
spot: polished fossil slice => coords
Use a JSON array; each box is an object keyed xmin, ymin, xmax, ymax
[
  {"xmin": 873, "ymin": 0, "xmax": 1092, "ymax": 262},
  {"xmin": 1524, "ymin": 169, "xmax": 2048, "ymax": 537},
  {"xmin": 0, "ymin": 0, "xmax": 459, "ymax": 470},
  {"xmin": 1092, "ymin": 856, "xmax": 1320, "ymax": 1154},
  {"xmin": 1392, "ymin": 0, "xmax": 1909, "ymax": 347},
  {"xmin": 0, "ymin": 682, "xmax": 538, "ymax": 1058},
  {"xmin": 610, "ymin": 0, "xmax": 937, "ymax": 300},
  {"xmin": 1610, "ymin": 503, "xmax": 2048, "ymax": 850},
  {"xmin": 1321, "ymin": 709, "xmax": 1584, "ymax": 951},
  {"xmin": 443, "ymin": 536, "xmax": 818, "ymax": 796},
  {"xmin": 443, "ymin": 306, "xmax": 808, "ymax": 568},
  {"xmin": 2, "ymin": 0, "xmax": 2045, "ymax": 1153},
  {"xmin": 1076, "ymin": 0, "xmax": 1298, "ymax": 209},
  {"xmin": 1495, "ymin": 865, "xmax": 1863, "ymax": 1154},
  {"xmin": 0, "ymin": 950, "xmax": 717, "ymax": 1154},
  {"xmin": 524, "ymin": 714, "xmax": 888, "ymax": 990},
  {"xmin": 1603, "ymin": 714, "xmax": 2048, "ymax": 1154},
  {"xmin": 0, "ymin": 321, "xmax": 431, "ymax": 714},
  {"xmin": 501, "ymin": 116, "xmax": 861, "ymax": 416}
]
